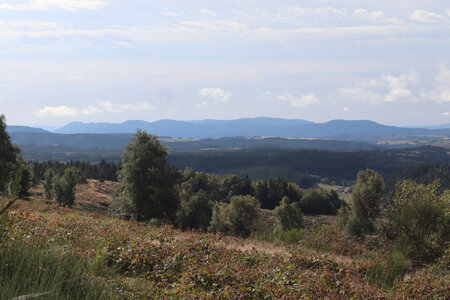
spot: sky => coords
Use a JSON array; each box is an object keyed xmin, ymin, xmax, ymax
[{"xmin": 0, "ymin": 0, "xmax": 450, "ymax": 129}]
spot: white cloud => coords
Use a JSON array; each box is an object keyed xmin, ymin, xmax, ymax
[
  {"xmin": 354, "ymin": 9, "xmax": 383, "ymax": 20},
  {"xmin": 35, "ymin": 105, "xmax": 79, "ymax": 117},
  {"xmin": 161, "ymin": 11, "xmax": 178, "ymax": 17},
  {"xmin": 198, "ymin": 9, "xmax": 217, "ymax": 17},
  {"xmin": 199, "ymin": 88, "xmax": 232, "ymax": 103},
  {"xmin": 410, "ymin": 10, "xmax": 445, "ymax": 23},
  {"xmin": 443, "ymin": 112, "xmax": 450, "ymax": 116},
  {"xmin": 421, "ymin": 66, "xmax": 450, "ymax": 102},
  {"xmin": 0, "ymin": 0, "xmax": 105, "ymax": 11},
  {"xmin": 340, "ymin": 71, "xmax": 418, "ymax": 104},
  {"xmin": 343, "ymin": 106, "xmax": 350, "ymax": 111},
  {"xmin": 81, "ymin": 105, "xmax": 102, "ymax": 115},
  {"xmin": 99, "ymin": 101, "xmax": 154, "ymax": 113},
  {"xmin": 384, "ymin": 88, "xmax": 411, "ymax": 102},
  {"xmin": 278, "ymin": 93, "xmax": 320, "ymax": 107}
]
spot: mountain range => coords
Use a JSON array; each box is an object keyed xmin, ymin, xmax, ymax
[{"xmin": 52, "ymin": 118, "xmax": 450, "ymax": 139}]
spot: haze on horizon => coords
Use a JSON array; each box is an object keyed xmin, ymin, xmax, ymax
[{"xmin": 1, "ymin": 0, "xmax": 449, "ymax": 129}]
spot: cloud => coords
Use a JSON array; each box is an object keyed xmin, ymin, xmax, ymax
[
  {"xmin": 81, "ymin": 105, "xmax": 102, "ymax": 115},
  {"xmin": 421, "ymin": 65, "xmax": 450, "ymax": 102},
  {"xmin": 199, "ymin": 88, "xmax": 232, "ymax": 103},
  {"xmin": 278, "ymin": 93, "xmax": 320, "ymax": 107},
  {"xmin": 410, "ymin": 10, "xmax": 445, "ymax": 23},
  {"xmin": 35, "ymin": 105, "xmax": 79, "ymax": 117},
  {"xmin": 0, "ymin": 0, "xmax": 105, "ymax": 11},
  {"xmin": 340, "ymin": 71, "xmax": 418, "ymax": 104},
  {"xmin": 161, "ymin": 11, "xmax": 178, "ymax": 17},
  {"xmin": 198, "ymin": 9, "xmax": 217, "ymax": 17},
  {"xmin": 354, "ymin": 9, "xmax": 384, "ymax": 20},
  {"xmin": 443, "ymin": 112, "xmax": 450, "ymax": 116},
  {"xmin": 99, "ymin": 101, "xmax": 154, "ymax": 113},
  {"xmin": 343, "ymin": 106, "xmax": 350, "ymax": 111}
]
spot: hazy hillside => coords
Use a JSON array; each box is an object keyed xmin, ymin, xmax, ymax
[
  {"xmin": 55, "ymin": 118, "xmax": 450, "ymax": 139},
  {"xmin": 6, "ymin": 126, "xmax": 49, "ymax": 133}
]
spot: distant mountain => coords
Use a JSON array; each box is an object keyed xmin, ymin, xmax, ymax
[
  {"xmin": 10, "ymin": 132, "xmax": 133, "ymax": 149},
  {"xmin": 55, "ymin": 118, "xmax": 450, "ymax": 139},
  {"xmin": 424, "ymin": 123, "xmax": 450, "ymax": 130},
  {"xmin": 7, "ymin": 126, "xmax": 49, "ymax": 133}
]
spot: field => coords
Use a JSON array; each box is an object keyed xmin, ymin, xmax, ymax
[{"xmin": 1, "ymin": 180, "xmax": 448, "ymax": 299}]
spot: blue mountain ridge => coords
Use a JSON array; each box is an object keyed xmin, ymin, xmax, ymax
[{"xmin": 54, "ymin": 117, "xmax": 449, "ymax": 139}]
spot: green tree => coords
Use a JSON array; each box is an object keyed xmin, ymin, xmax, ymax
[
  {"xmin": 346, "ymin": 169, "xmax": 384, "ymax": 236},
  {"xmin": 109, "ymin": 130, "xmax": 179, "ymax": 222},
  {"xmin": 273, "ymin": 196, "xmax": 304, "ymax": 233},
  {"xmin": 52, "ymin": 167, "xmax": 79, "ymax": 207},
  {"xmin": 209, "ymin": 195, "xmax": 260, "ymax": 237},
  {"xmin": 42, "ymin": 169, "xmax": 55, "ymax": 200},
  {"xmin": 0, "ymin": 115, "xmax": 20, "ymax": 194},
  {"xmin": 176, "ymin": 190, "xmax": 212, "ymax": 232},
  {"xmin": 387, "ymin": 180, "xmax": 449, "ymax": 264}
]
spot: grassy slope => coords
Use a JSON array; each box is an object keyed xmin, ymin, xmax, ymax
[{"xmin": 1, "ymin": 181, "xmax": 448, "ymax": 299}]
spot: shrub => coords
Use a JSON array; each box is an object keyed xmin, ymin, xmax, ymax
[
  {"xmin": 176, "ymin": 190, "xmax": 213, "ymax": 232},
  {"xmin": 209, "ymin": 195, "xmax": 260, "ymax": 237},
  {"xmin": 52, "ymin": 167, "xmax": 79, "ymax": 207},
  {"xmin": 386, "ymin": 180, "xmax": 449, "ymax": 264},
  {"xmin": 273, "ymin": 196, "xmax": 303, "ymax": 233},
  {"xmin": 367, "ymin": 251, "xmax": 409, "ymax": 288},
  {"xmin": 346, "ymin": 169, "xmax": 384, "ymax": 236},
  {"xmin": 300, "ymin": 189, "xmax": 343, "ymax": 215}
]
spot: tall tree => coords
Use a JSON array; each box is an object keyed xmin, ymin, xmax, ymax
[
  {"xmin": 109, "ymin": 130, "xmax": 179, "ymax": 222},
  {"xmin": 346, "ymin": 169, "xmax": 384, "ymax": 236},
  {"xmin": 0, "ymin": 115, "xmax": 20, "ymax": 194}
]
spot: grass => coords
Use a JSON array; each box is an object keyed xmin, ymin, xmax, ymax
[{"xmin": 0, "ymin": 242, "xmax": 115, "ymax": 300}]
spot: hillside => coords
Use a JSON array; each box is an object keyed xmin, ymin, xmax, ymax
[
  {"xmin": 6, "ymin": 125, "xmax": 49, "ymax": 133},
  {"xmin": 1, "ymin": 180, "xmax": 448, "ymax": 298},
  {"xmin": 55, "ymin": 118, "xmax": 450, "ymax": 139}
]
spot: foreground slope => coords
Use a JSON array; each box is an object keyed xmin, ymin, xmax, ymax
[{"xmin": 2, "ymin": 180, "xmax": 448, "ymax": 299}]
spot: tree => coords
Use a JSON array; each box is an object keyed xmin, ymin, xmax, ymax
[
  {"xmin": 42, "ymin": 169, "xmax": 55, "ymax": 200},
  {"xmin": 209, "ymin": 195, "xmax": 260, "ymax": 237},
  {"xmin": 346, "ymin": 169, "xmax": 384, "ymax": 236},
  {"xmin": 273, "ymin": 196, "xmax": 303, "ymax": 233},
  {"xmin": 109, "ymin": 130, "xmax": 179, "ymax": 222},
  {"xmin": 0, "ymin": 115, "xmax": 20, "ymax": 194},
  {"xmin": 52, "ymin": 167, "xmax": 79, "ymax": 207},
  {"xmin": 386, "ymin": 180, "xmax": 449, "ymax": 264},
  {"xmin": 176, "ymin": 190, "xmax": 212, "ymax": 232}
]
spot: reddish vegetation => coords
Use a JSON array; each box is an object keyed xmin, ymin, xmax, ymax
[{"xmin": 2, "ymin": 180, "xmax": 449, "ymax": 299}]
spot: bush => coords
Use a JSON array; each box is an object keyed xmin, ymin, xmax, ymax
[
  {"xmin": 367, "ymin": 251, "xmax": 410, "ymax": 288},
  {"xmin": 209, "ymin": 195, "xmax": 260, "ymax": 237},
  {"xmin": 300, "ymin": 189, "xmax": 343, "ymax": 215},
  {"xmin": 273, "ymin": 196, "xmax": 303, "ymax": 233},
  {"xmin": 52, "ymin": 167, "xmax": 79, "ymax": 207},
  {"xmin": 176, "ymin": 190, "xmax": 213, "ymax": 232},
  {"xmin": 386, "ymin": 180, "xmax": 449, "ymax": 264},
  {"xmin": 346, "ymin": 169, "xmax": 384, "ymax": 236}
]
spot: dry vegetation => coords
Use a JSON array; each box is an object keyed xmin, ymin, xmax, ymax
[{"xmin": 2, "ymin": 180, "xmax": 449, "ymax": 299}]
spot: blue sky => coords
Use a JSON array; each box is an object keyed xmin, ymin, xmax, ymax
[{"xmin": 1, "ymin": 0, "xmax": 449, "ymax": 128}]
